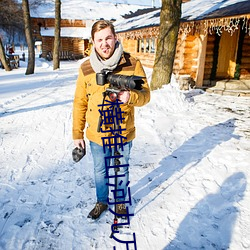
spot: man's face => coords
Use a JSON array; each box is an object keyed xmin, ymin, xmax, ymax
[{"xmin": 93, "ymin": 27, "xmax": 117, "ymax": 60}]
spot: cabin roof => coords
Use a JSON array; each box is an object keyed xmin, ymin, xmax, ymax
[
  {"xmin": 40, "ymin": 27, "xmax": 91, "ymax": 39},
  {"xmin": 115, "ymin": 0, "xmax": 250, "ymax": 32},
  {"xmin": 115, "ymin": 8, "xmax": 160, "ymax": 33},
  {"xmin": 30, "ymin": 0, "xmax": 151, "ymax": 20},
  {"xmin": 182, "ymin": 0, "xmax": 250, "ymax": 21}
]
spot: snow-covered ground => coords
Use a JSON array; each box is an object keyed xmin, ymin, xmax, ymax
[{"xmin": 0, "ymin": 49, "xmax": 249, "ymax": 250}]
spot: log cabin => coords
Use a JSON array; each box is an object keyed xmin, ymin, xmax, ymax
[
  {"xmin": 115, "ymin": 0, "xmax": 250, "ymax": 94},
  {"xmin": 31, "ymin": 18, "xmax": 92, "ymax": 60}
]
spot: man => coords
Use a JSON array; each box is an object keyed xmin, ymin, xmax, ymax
[{"xmin": 72, "ymin": 20, "xmax": 150, "ymax": 220}]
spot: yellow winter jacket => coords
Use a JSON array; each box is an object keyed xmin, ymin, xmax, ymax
[{"xmin": 72, "ymin": 52, "xmax": 150, "ymax": 146}]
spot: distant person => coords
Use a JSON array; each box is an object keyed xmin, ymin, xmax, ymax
[{"xmin": 8, "ymin": 46, "xmax": 14, "ymax": 54}]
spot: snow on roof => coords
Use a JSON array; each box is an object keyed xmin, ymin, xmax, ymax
[
  {"xmin": 30, "ymin": 0, "xmax": 151, "ymax": 20},
  {"xmin": 40, "ymin": 27, "xmax": 92, "ymax": 39},
  {"xmin": 114, "ymin": 0, "xmax": 250, "ymax": 32},
  {"xmin": 182, "ymin": 0, "xmax": 250, "ymax": 21},
  {"xmin": 114, "ymin": 8, "xmax": 160, "ymax": 32}
]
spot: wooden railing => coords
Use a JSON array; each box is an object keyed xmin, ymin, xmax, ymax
[{"xmin": 46, "ymin": 51, "xmax": 83, "ymax": 61}]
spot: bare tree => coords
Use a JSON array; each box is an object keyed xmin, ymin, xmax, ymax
[
  {"xmin": 53, "ymin": 0, "xmax": 61, "ymax": 70},
  {"xmin": 151, "ymin": 0, "xmax": 182, "ymax": 90},
  {"xmin": 0, "ymin": 0, "xmax": 24, "ymax": 37},
  {"xmin": 22, "ymin": 0, "xmax": 35, "ymax": 75},
  {"xmin": 29, "ymin": 0, "xmax": 47, "ymax": 8}
]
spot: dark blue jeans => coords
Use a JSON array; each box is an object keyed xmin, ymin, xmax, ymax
[{"xmin": 90, "ymin": 141, "xmax": 132, "ymax": 205}]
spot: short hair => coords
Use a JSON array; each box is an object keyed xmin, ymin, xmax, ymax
[{"xmin": 91, "ymin": 20, "xmax": 116, "ymax": 40}]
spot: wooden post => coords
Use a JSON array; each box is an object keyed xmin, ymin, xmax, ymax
[{"xmin": 195, "ymin": 32, "xmax": 207, "ymax": 88}]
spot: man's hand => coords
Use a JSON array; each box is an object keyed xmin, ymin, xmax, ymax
[
  {"xmin": 74, "ymin": 139, "xmax": 85, "ymax": 149},
  {"xmin": 118, "ymin": 90, "xmax": 130, "ymax": 104}
]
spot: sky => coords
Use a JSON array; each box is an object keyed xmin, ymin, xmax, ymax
[{"xmin": 0, "ymin": 48, "xmax": 249, "ymax": 250}]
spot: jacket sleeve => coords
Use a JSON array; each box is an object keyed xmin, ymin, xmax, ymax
[
  {"xmin": 128, "ymin": 59, "xmax": 150, "ymax": 107},
  {"xmin": 72, "ymin": 68, "xmax": 88, "ymax": 140}
]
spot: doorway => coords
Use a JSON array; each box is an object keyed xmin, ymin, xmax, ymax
[{"xmin": 216, "ymin": 30, "xmax": 239, "ymax": 79}]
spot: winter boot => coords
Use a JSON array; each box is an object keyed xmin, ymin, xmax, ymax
[{"xmin": 87, "ymin": 202, "xmax": 108, "ymax": 220}]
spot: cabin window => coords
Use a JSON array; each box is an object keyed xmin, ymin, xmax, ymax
[
  {"xmin": 150, "ymin": 38, "xmax": 155, "ymax": 53},
  {"xmin": 137, "ymin": 38, "xmax": 156, "ymax": 54}
]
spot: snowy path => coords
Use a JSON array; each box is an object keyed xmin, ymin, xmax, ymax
[{"xmin": 0, "ymin": 59, "xmax": 250, "ymax": 249}]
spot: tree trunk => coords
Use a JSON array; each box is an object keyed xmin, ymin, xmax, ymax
[
  {"xmin": 151, "ymin": 0, "xmax": 182, "ymax": 90},
  {"xmin": 0, "ymin": 37, "xmax": 11, "ymax": 71},
  {"xmin": 53, "ymin": 0, "xmax": 61, "ymax": 70},
  {"xmin": 22, "ymin": 0, "xmax": 35, "ymax": 75}
]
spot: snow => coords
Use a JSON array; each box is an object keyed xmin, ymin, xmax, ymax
[
  {"xmin": 0, "ymin": 48, "xmax": 250, "ymax": 250},
  {"xmin": 40, "ymin": 27, "xmax": 92, "ymax": 39},
  {"xmin": 114, "ymin": 9, "xmax": 160, "ymax": 32},
  {"xmin": 182, "ymin": 0, "xmax": 249, "ymax": 21},
  {"xmin": 94, "ymin": 0, "xmax": 161, "ymax": 7},
  {"xmin": 114, "ymin": 0, "xmax": 249, "ymax": 32},
  {"xmin": 30, "ymin": 0, "xmax": 152, "ymax": 20}
]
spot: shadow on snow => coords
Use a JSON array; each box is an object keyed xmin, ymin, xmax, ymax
[
  {"xmin": 163, "ymin": 172, "xmax": 247, "ymax": 249},
  {"xmin": 0, "ymin": 100, "xmax": 73, "ymax": 117},
  {"xmin": 131, "ymin": 118, "xmax": 239, "ymax": 210},
  {"xmin": 130, "ymin": 118, "xmax": 243, "ymax": 248}
]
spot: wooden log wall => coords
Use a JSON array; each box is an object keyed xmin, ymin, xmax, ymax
[
  {"xmin": 120, "ymin": 31, "xmax": 200, "ymax": 78},
  {"xmin": 183, "ymin": 35, "xmax": 198, "ymax": 79},
  {"xmin": 173, "ymin": 34, "xmax": 185, "ymax": 75},
  {"xmin": 134, "ymin": 53, "xmax": 156, "ymax": 68},
  {"xmin": 120, "ymin": 38, "xmax": 156, "ymax": 68},
  {"xmin": 120, "ymin": 39, "xmax": 137, "ymax": 54},
  {"xmin": 61, "ymin": 38, "xmax": 74, "ymax": 52},
  {"xmin": 32, "ymin": 18, "xmax": 86, "ymax": 29},
  {"xmin": 41, "ymin": 37, "xmax": 86, "ymax": 58},
  {"xmin": 41, "ymin": 37, "xmax": 53, "ymax": 58},
  {"xmin": 72, "ymin": 38, "xmax": 87, "ymax": 56},
  {"xmin": 173, "ymin": 34, "xmax": 199, "ymax": 80}
]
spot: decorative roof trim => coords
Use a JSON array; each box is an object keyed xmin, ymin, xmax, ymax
[
  {"xmin": 180, "ymin": 15, "xmax": 250, "ymax": 36},
  {"xmin": 117, "ymin": 15, "xmax": 250, "ymax": 39}
]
